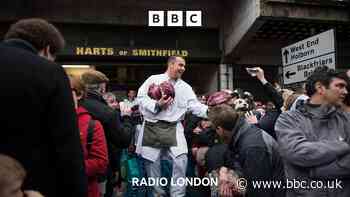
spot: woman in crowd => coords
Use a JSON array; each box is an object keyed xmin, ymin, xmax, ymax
[{"xmin": 69, "ymin": 75, "xmax": 109, "ymax": 197}]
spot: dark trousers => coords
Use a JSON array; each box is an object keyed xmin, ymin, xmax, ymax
[{"xmin": 104, "ymin": 166, "xmax": 115, "ymax": 197}]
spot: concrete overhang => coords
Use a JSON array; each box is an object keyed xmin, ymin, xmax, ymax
[
  {"xmin": 0, "ymin": 0, "xmax": 223, "ymax": 29},
  {"xmin": 223, "ymin": 0, "xmax": 350, "ymax": 65}
]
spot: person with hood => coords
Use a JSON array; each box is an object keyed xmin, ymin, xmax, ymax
[{"xmin": 275, "ymin": 66, "xmax": 350, "ymax": 197}]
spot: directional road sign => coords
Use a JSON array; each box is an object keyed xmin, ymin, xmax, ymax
[{"xmin": 281, "ymin": 29, "xmax": 336, "ymax": 85}]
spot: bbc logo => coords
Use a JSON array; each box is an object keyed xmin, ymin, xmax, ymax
[{"xmin": 148, "ymin": 11, "xmax": 202, "ymax": 27}]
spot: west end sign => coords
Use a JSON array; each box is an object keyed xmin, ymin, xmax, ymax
[{"xmin": 281, "ymin": 29, "xmax": 336, "ymax": 85}]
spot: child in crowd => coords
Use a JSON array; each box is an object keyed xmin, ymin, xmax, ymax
[{"xmin": 0, "ymin": 154, "xmax": 44, "ymax": 197}]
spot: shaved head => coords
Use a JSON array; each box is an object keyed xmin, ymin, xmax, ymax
[{"xmin": 166, "ymin": 56, "xmax": 186, "ymax": 80}]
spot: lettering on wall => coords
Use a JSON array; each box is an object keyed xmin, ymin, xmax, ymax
[
  {"xmin": 76, "ymin": 47, "xmax": 114, "ymax": 56},
  {"xmin": 75, "ymin": 47, "xmax": 189, "ymax": 57}
]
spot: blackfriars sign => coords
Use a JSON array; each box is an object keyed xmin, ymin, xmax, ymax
[
  {"xmin": 75, "ymin": 47, "xmax": 189, "ymax": 57},
  {"xmin": 281, "ymin": 29, "xmax": 336, "ymax": 85}
]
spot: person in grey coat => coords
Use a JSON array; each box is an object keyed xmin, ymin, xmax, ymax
[{"xmin": 275, "ymin": 66, "xmax": 350, "ymax": 197}]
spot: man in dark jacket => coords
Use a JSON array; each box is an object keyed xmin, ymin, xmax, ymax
[
  {"xmin": 208, "ymin": 104, "xmax": 285, "ymax": 197},
  {"xmin": 80, "ymin": 70, "xmax": 133, "ymax": 197},
  {"xmin": 246, "ymin": 67, "xmax": 284, "ymax": 139},
  {"xmin": 0, "ymin": 18, "xmax": 87, "ymax": 197}
]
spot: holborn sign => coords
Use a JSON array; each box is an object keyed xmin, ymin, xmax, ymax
[{"xmin": 281, "ymin": 29, "xmax": 336, "ymax": 85}]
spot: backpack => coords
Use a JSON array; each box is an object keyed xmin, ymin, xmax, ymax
[
  {"xmin": 86, "ymin": 118, "xmax": 107, "ymax": 182},
  {"xmin": 86, "ymin": 119, "xmax": 96, "ymax": 153}
]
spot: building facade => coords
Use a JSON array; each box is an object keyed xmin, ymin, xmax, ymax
[{"xmin": 1, "ymin": 0, "xmax": 349, "ymax": 99}]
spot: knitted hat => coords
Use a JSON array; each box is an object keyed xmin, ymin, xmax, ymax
[{"xmin": 207, "ymin": 91, "xmax": 232, "ymax": 106}]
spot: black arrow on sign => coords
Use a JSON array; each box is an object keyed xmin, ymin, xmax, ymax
[
  {"xmin": 283, "ymin": 50, "xmax": 290, "ymax": 64},
  {"xmin": 285, "ymin": 71, "xmax": 296, "ymax": 79}
]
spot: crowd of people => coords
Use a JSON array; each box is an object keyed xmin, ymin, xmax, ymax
[{"xmin": 1, "ymin": 18, "xmax": 350, "ymax": 197}]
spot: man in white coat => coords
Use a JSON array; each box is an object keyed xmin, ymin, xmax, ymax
[{"xmin": 136, "ymin": 56, "xmax": 208, "ymax": 196}]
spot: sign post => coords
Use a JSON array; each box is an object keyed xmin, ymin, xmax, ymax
[{"xmin": 281, "ymin": 29, "xmax": 336, "ymax": 85}]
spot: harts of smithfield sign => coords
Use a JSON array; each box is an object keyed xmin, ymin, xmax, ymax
[{"xmin": 75, "ymin": 47, "xmax": 189, "ymax": 57}]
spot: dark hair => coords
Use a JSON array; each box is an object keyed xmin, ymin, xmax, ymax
[
  {"xmin": 4, "ymin": 18, "xmax": 65, "ymax": 54},
  {"xmin": 208, "ymin": 104, "xmax": 240, "ymax": 131},
  {"xmin": 305, "ymin": 66, "xmax": 348, "ymax": 97},
  {"xmin": 344, "ymin": 91, "xmax": 350, "ymax": 107},
  {"xmin": 344, "ymin": 77, "xmax": 350, "ymax": 107},
  {"xmin": 127, "ymin": 89, "xmax": 136, "ymax": 94},
  {"xmin": 167, "ymin": 56, "xmax": 185, "ymax": 65}
]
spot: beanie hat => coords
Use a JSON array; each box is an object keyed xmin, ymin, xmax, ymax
[{"xmin": 206, "ymin": 91, "xmax": 232, "ymax": 106}]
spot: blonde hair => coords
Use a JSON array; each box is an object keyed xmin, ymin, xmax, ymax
[
  {"xmin": 281, "ymin": 89, "xmax": 294, "ymax": 101},
  {"xmin": 283, "ymin": 93, "xmax": 301, "ymax": 111},
  {"xmin": 0, "ymin": 154, "xmax": 26, "ymax": 190},
  {"xmin": 68, "ymin": 75, "xmax": 86, "ymax": 97},
  {"xmin": 81, "ymin": 70, "xmax": 109, "ymax": 85}
]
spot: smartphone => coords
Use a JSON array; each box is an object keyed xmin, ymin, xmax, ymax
[{"xmin": 246, "ymin": 68, "xmax": 258, "ymax": 76}]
